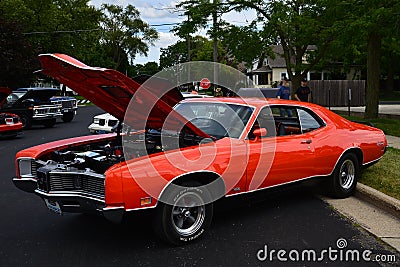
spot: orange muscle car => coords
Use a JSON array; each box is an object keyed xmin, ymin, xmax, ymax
[{"xmin": 13, "ymin": 54, "xmax": 387, "ymax": 245}]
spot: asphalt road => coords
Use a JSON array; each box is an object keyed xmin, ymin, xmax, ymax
[{"xmin": 0, "ymin": 106, "xmax": 397, "ymax": 267}]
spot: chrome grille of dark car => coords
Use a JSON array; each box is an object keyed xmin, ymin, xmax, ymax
[
  {"xmin": 108, "ymin": 120, "xmax": 118, "ymax": 127},
  {"xmin": 61, "ymin": 100, "xmax": 74, "ymax": 108},
  {"xmin": 49, "ymin": 172, "xmax": 105, "ymax": 199},
  {"xmin": 35, "ymin": 106, "xmax": 59, "ymax": 114}
]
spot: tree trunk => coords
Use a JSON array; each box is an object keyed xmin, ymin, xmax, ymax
[{"xmin": 365, "ymin": 32, "xmax": 381, "ymax": 119}]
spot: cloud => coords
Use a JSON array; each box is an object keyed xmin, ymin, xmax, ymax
[{"xmin": 134, "ymin": 32, "xmax": 179, "ymax": 64}]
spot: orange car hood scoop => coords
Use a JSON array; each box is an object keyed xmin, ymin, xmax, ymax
[{"xmin": 38, "ymin": 54, "xmax": 210, "ymax": 139}]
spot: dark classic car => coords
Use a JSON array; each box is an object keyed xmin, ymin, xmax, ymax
[
  {"xmin": 13, "ymin": 54, "xmax": 387, "ymax": 245},
  {"xmin": 0, "ymin": 87, "xmax": 62, "ymax": 129},
  {"xmin": 15, "ymin": 88, "xmax": 78, "ymax": 123}
]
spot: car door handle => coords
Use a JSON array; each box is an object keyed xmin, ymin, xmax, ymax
[{"xmin": 301, "ymin": 139, "xmax": 312, "ymax": 144}]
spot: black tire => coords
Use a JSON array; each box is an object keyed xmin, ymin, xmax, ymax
[
  {"xmin": 327, "ymin": 153, "xmax": 359, "ymax": 198},
  {"xmin": 62, "ymin": 112, "xmax": 74, "ymax": 122},
  {"xmin": 20, "ymin": 114, "xmax": 32, "ymax": 129},
  {"xmin": 153, "ymin": 182, "xmax": 213, "ymax": 245},
  {"xmin": 42, "ymin": 118, "xmax": 56, "ymax": 128}
]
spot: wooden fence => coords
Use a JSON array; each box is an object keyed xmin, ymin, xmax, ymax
[{"xmin": 308, "ymin": 80, "xmax": 366, "ymax": 107}]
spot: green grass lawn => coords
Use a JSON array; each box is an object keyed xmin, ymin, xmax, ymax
[
  {"xmin": 359, "ymin": 148, "xmax": 400, "ymax": 200},
  {"xmin": 342, "ymin": 115, "xmax": 400, "ymax": 137}
]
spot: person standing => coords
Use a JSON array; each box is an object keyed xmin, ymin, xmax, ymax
[
  {"xmin": 295, "ymin": 78, "xmax": 311, "ymax": 102},
  {"xmin": 276, "ymin": 77, "xmax": 292, "ymax": 117},
  {"xmin": 276, "ymin": 77, "xmax": 291, "ymax": 100}
]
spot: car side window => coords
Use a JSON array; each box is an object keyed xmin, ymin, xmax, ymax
[{"xmin": 297, "ymin": 109, "xmax": 324, "ymax": 133}]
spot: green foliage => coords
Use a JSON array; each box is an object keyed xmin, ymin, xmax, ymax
[
  {"xmin": 159, "ymin": 36, "xmax": 226, "ymax": 69},
  {"xmin": 129, "ymin": 62, "xmax": 160, "ymax": 77},
  {"xmin": 0, "ymin": 1, "xmax": 159, "ymax": 87},
  {"xmin": 0, "ymin": 16, "xmax": 38, "ymax": 89},
  {"xmin": 99, "ymin": 4, "xmax": 158, "ymax": 72}
]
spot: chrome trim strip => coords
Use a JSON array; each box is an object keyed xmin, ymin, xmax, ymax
[
  {"xmin": 35, "ymin": 189, "xmax": 105, "ymax": 203},
  {"xmin": 362, "ymin": 155, "xmax": 383, "ymax": 166},
  {"xmin": 103, "ymin": 206, "xmax": 125, "ymax": 211},
  {"xmin": 225, "ymin": 175, "xmax": 324, "ymax": 197}
]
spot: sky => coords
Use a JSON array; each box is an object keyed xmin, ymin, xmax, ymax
[{"xmin": 88, "ymin": 0, "xmax": 256, "ymax": 64}]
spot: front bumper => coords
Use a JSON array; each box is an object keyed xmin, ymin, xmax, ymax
[
  {"xmin": 12, "ymin": 177, "xmax": 124, "ymax": 223},
  {"xmin": 32, "ymin": 114, "xmax": 62, "ymax": 120}
]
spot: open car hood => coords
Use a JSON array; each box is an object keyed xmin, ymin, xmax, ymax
[
  {"xmin": 0, "ymin": 87, "xmax": 11, "ymax": 107},
  {"xmin": 38, "ymin": 54, "xmax": 210, "ymax": 138}
]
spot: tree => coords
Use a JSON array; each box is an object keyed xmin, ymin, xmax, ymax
[
  {"xmin": 100, "ymin": 4, "xmax": 158, "ymax": 71},
  {"xmin": 224, "ymin": 0, "xmax": 349, "ymax": 92},
  {"xmin": 0, "ymin": 15, "xmax": 38, "ymax": 89},
  {"xmin": 0, "ymin": 0, "xmax": 103, "ymax": 67},
  {"xmin": 159, "ymin": 36, "xmax": 226, "ymax": 69},
  {"xmin": 129, "ymin": 62, "xmax": 160, "ymax": 77},
  {"xmin": 332, "ymin": 0, "xmax": 400, "ymax": 119}
]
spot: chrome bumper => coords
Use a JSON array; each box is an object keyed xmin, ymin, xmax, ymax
[{"xmin": 12, "ymin": 177, "xmax": 124, "ymax": 223}]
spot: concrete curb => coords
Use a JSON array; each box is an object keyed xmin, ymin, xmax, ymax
[{"xmin": 355, "ymin": 183, "xmax": 400, "ymax": 218}]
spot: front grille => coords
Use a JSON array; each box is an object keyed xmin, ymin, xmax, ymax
[
  {"xmin": 99, "ymin": 119, "xmax": 105, "ymax": 126},
  {"xmin": 61, "ymin": 101, "xmax": 74, "ymax": 108},
  {"xmin": 49, "ymin": 172, "xmax": 105, "ymax": 199},
  {"xmin": 108, "ymin": 120, "xmax": 118, "ymax": 127},
  {"xmin": 35, "ymin": 105, "xmax": 60, "ymax": 114}
]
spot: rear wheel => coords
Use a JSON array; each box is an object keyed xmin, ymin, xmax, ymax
[
  {"xmin": 153, "ymin": 182, "xmax": 213, "ymax": 245},
  {"xmin": 62, "ymin": 112, "xmax": 74, "ymax": 122},
  {"xmin": 20, "ymin": 114, "xmax": 32, "ymax": 129},
  {"xmin": 328, "ymin": 153, "xmax": 359, "ymax": 198},
  {"xmin": 42, "ymin": 118, "xmax": 56, "ymax": 128}
]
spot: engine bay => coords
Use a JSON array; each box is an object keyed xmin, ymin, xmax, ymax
[{"xmin": 37, "ymin": 129, "xmax": 207, "ymax": 175}]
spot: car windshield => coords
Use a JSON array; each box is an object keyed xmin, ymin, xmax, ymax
[
  {"xmin": 7, "ymin": 93, "xmax": 24, "ymax": 103},
  {"xmin": 174, "ymin": 102, "xmax": 254, "ymax": 139}
]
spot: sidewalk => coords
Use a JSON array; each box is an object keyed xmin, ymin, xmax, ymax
[
  {"xmin": 325, "ymin": 104, "xmax": 400, "ymax": 253},
  {"xmin": 330, "ymin": 104, "xmax": 400, "ymax": 120}
]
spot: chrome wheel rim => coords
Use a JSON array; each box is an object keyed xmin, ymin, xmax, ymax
[
  {"xmin": 171, "ymin": 191, "xmax": 205, "ymax": 236},
  {"xmin": 339, "ymin": 159, "xmax": 355, "ymax": 190}
]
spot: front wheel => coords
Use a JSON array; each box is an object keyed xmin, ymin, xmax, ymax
[
  {"xmin": 328, "ymin": 153, "xmax": 359, "ymax": 198},
  {"xmin": 62, "ymin": 112, "xmax": 74, "ymax": 122},
  {"xmin": 42, "ymin": 118, "xmax": 56, "ymax": 128},
  {"xmin": 153, "ymin": 183, "xmax": 213, "ymax": 245}
]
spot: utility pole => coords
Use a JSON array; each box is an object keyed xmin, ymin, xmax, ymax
[{"xmin": 212, "ymin": 0, "xmax": 218, "ymax": 92}]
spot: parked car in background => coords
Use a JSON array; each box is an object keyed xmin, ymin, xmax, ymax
[
  {"xmin": 237, "ymin": 87, "xmax": 279, "ymax": 98},
  {"xmin": 0, "ymin": 87, "xmax": 61, "ymax": 129},
  {"xmin": 88, "ymin": 113, "xmax": 119, "ymax": 134},
  {"xmin": 0, "ymin": 112, "xmax": 22, "ymax": 138},
  {"xmin": 181, "ymin": 92, "xmax": 213, "ymax": 99},
  {"xmin": 13, "ymin": 54, "xmax": 387, "ymax": 245},
  {"xmin": 15, "ymin": 88, "xmax": 78, "ymax": 123},
  {"xmin": 50, "ymin": 96, "xmax": 77, "ymax": 122}
]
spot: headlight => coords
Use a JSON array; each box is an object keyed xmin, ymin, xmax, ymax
[
  {"xmin": 18, "ymin": 158, "xmax": 33, "ymax": 177},
  {"xmin": 94, "ymin": 118, "xmax": 100, "ymax": 124}
]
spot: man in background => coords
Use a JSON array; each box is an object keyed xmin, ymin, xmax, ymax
[{"xmin": 295, "ymin": 78, "xmax": 311, "ymax": 102}]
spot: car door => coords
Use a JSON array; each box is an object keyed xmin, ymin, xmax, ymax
[{"xmin": 245, "ymin": 106, "xmax": 320, "ymax": 191}]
